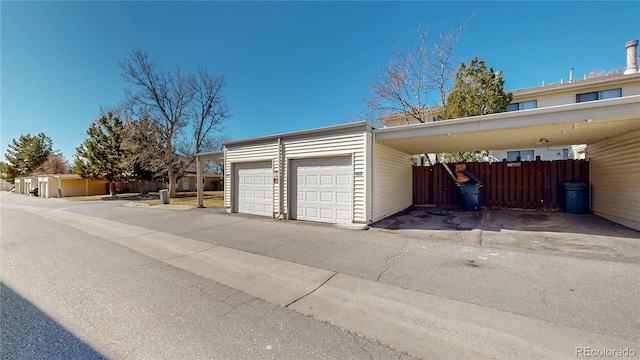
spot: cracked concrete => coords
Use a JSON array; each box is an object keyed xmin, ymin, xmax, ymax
[{"xmin": 377, "ymin": 240, "xmax": 407, "ymax": 282}]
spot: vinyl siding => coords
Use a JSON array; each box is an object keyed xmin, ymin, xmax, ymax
[
  {"xmin": 225, "ymin": 141, "xmax": 279, "ymax": 213},
  {"xmin": 622, "ymin": 82, "xmax": 640, "ymax": 96},
  {"xmin": 282, "ymin": 129, "xmax": 369, "ymax": 222},
  {"xmin": 587, "ymin": 129, "xmax": 640, "ymax": 230},
  {"xmin": 372, "ymin": 143, "xmax": 413, "ymax": 222},
  {"xmin": 513, "ymin": 81, "xmax": 640, "ymax": 108}
]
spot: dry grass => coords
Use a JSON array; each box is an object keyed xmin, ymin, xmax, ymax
[{"xmin": 64, "ymin": 191, "xmax": 224, "ymax": 208}]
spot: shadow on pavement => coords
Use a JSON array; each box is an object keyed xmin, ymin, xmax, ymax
[{"xmin": 0, "ymin": 282, "xmax": 107, "ymax": 360}]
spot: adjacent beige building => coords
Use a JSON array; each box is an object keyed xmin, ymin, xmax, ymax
[{"xmin": 14, "ymin": 174, "xmax": 108, "ymax": 198}]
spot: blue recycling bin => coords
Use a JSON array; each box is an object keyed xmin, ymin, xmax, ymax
[{"xmin": 562, "ymin": 182, "xmax": 589, "ymax": 214}]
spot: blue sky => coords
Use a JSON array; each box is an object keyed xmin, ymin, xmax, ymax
[{"xmin": 2, "ymin": 1, "xmax": 638, "ymax": 161}]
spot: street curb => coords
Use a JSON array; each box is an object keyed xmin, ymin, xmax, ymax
[
  {"xmin": 18, "ymin": 205, "xmax": 640, "ymax": 359},
  {"xmin": 124, "ymin": 202, "xmax": 192, "ymax": 210}
]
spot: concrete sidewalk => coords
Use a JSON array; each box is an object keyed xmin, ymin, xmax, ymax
[{"xmin": 17, "ymin": 203, "xmax": 640, "ymax": 359}]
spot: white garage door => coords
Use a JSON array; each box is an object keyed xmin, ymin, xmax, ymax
[
  {"xmin": 292, "ymin": 157, "xmax": 352, "ymax": 223},
  {"xmin": 235, "ymin": 162, "xmax": 273, "ymax": 216}
]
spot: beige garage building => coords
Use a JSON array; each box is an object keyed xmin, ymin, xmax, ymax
[{"xmin": 197, "ymin": 43, "xmax": 640, "ymax": 230}]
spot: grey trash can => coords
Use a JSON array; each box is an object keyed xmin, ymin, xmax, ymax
[
  {"xmin": 159, "ymin": 189, "xmax": 169, "ymax": 204},
  {"xmin": 562, "ymin": 182, "xmax": 589, "ymax": 214}
]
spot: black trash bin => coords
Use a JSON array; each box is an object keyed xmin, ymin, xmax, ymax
[
  {"xmin": 562, "ymin": 182, "xmax": 589, "ymax": 214},
  {"xmin": 458, "ymin": 170, "xmax": 483, "ymax": 211},
  {"xmin": 459, "ymin": 184, "xmax": 482, "ymax": 211}
]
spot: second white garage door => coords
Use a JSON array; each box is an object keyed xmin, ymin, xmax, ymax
[
  {"xmin": 235, "ymin": 162, "xmax": 273, "ymax": 216},
  {"xmin": 292, "ymin": 157, "xmax": 352, "ymax": 223}
]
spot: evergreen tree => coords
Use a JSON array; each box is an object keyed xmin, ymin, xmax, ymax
[
  {"xmin": 438, "ymin": 57, "xmax": 512, "ymax": 163},
  {"xmin": 0, "ymin": 133, "xmax": 53, "ymax": 183},
  {"xmin": 74, "ymin": 112, "xmax": 128, "ymax": 196}
]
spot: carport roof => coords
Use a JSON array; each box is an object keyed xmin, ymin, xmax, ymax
[
  {"xmin": 374, "ymin": 95, "xmax": 640, "ymax": 154},
  {"xmin": 196, "ymin": 150, "xmax": 224, "ymax": 162}
]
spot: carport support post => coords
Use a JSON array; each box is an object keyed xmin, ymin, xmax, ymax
[
  {"xmin": 56, "ymin": 176, "xmax": 62, "ymax": 198},
  {"xmin": 196, "ymin": 156, "xmax": 204, "ymax": 208}
]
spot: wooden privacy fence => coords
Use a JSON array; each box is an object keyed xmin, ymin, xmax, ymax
[{"xmin": 413, "ymin": 159, "xmax": 589, "ymax": 210}]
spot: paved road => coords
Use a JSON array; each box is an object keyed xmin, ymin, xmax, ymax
[
  {"xmin": 1, "ymin": 194, "xmax": 411, "ymax": 359},
  {"xmin": 2, "ymin": 193, "xmax": 639, "ymax": 359}
]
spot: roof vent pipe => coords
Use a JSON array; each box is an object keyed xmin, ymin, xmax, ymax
[
  {"xmin": 623, "ymin": 39, "xmax": 638, "ymax": 75},
  {"xmin": 569, "ymin": 67, "xmax": 574, "ymax": 82}
]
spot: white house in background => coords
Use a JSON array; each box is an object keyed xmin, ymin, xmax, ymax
[
  {"xmin": 382, "ymin": 40, "xmax": 640, "ymax": 163},
  {"xmin": 196, "ymin": 40, "xmax": 640, "ymax": 230}
]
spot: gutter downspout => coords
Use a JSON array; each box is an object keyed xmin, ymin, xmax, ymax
[
  {"xmin": 278, "ymin": 137, "xmax": 284, "ymax": 219},
  {"xmin": 370, "ymin": 130, "xmax": 375, "ymax": 223}
]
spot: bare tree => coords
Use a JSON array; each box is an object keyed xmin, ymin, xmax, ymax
[
  {"xmin": 177, "ymin": 67, "xmax": 230, "ymax": 160},
  {"xmin": 584, "ymin": 67, "xmax": 624, "ymax": 79},
  {"xmin": 37, "ymin": 152, "xmax": 71, "ymax": 174},
  {"xmin": 120, "ymin": 50, "xmax": 230, "ymax": 197},
  {"xmin": 365, "ymin": 15, "xmax": 473, "ymax": 125}
]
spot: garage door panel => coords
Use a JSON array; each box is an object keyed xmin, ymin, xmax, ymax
[
  {"xmin": 320, "ymin": 175, "xmax": 334, "ymax": 186},
  {"xmin": 305, "ymin": 175, "xmax": 318, "ymax": 185},
  {"xmin": 320, "ymin": 209, "xmax": 334, "ymax": 220},
  {"xmin": 305, "ymin": 191, "xmax": 318, "ymax": 202},
  {"xmin": 320, "ymin": 192, "xmax": 334, "ymax": 202},
  {"xmin": 336, "ymin": 174, "xmax": 350, "ymax": 186},
  {"xmin": 306, "ymin": 208, "xmax": 318, "ymax": 218},
  {"xmin": 336, "ymin": 192, "xmax": 350, "ymax": 203},
  {"xmin": 235, "ymin": 162, "xmax": 273, "ymax": 217},
  {"xmin": 292, "ymin": 157, "xmax": 352, "ymax": 223},
  {"xmin": 336, "ymin": 209, "xmax": 350, "ymax": 222}
]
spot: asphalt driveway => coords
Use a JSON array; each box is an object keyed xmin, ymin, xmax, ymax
[
  {"xmin": 370, "ymin": 206, "xmax": 640, "ymax": 260},
  {"xmin": 4, "ymin": 193, "xmax": 640, "ymax": 345}
]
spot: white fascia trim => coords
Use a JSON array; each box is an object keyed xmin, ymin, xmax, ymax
[
  {"xmin": 374, "ymin": 95, "xmax": 640, "ymax": 141},
  {"xmin": 196, "ymin": 150, "xmax": 224, "ymax": 161},
  {"xmin": 222, "ymin": 121, "xmax": 373, "ymax": 147}
]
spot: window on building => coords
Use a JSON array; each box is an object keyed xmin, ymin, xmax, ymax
[
  {"xmin": 507, "ymin": 150, "xmax": 535, "ymax": 161},
  {"xmin": 576, "ymin": 88, "xmax": 622, "ymax": 103},
  {"xmin": 507, "ymin": 100, "xmax": 537, "ymax": 112}
]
